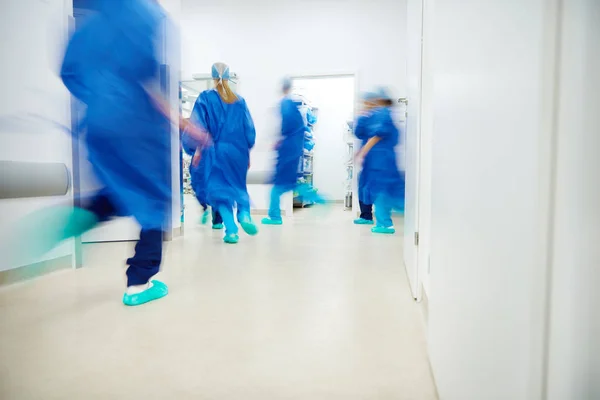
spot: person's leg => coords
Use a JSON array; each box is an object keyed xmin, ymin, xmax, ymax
[
  {"xmin": 263, "ymin": 185, "xmax": 284, "ymax": 225},
  {"xmin": 359, "ymin": 201, "xmax": 373, "ymax": 220},
  {"xmin": 237, "ymin": 195, "xmax": 258, "ymax": 235},
  {"xmin": 218, "ymin": 204, "xmax": 239, "ymax": 243},
  {"xmin": 122, "ymin": 229, "xmax": 168, "ymax": 305},
  {"xmin": 199, "ymin": 201, "xmax": 210, "ymax": 225},
  {"xmin": 355, "ymin": 200, "xmax": 374, "ymax": 224},
  {"xmin": 372, "ymin": 195, "xmax": 395, "ymax": 234},
  {"xmin": 212, "ymin": 209, "xmax": 223, "ymax": 227}
]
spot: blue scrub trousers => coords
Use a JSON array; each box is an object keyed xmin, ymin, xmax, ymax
[
  {"xmin": 215, "ymin": 202, "xmax": 250, "ymax": 235},
  {"xmin": 84, "ymin": 192, "xmax": 162, "ymax": 287},
  {"xmin": 268, "ymin": 185, "xmax": 289, "ymax": 220},
  {"xmin": 374, "ymin": 195, "xmax": 393, "ymax": 228},
  {"xmin": 359, "ymin": 201, "xmax": 373, "ymax": 221}
]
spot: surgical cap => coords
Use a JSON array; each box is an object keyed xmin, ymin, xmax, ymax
[
  {"xmin": 376, "ymin": 87, "xmax": 393, "ymax": 101},
  {"xmin": 362, "ymin": 91, "xmax": 379, "ymax": 102},
  {"xmin": 282, "ymin": 77, "xmax": 292, "ymax": 92},
  {"xmin": 211, "ymin": 62, "xmax": 230, "ymax": 81}
]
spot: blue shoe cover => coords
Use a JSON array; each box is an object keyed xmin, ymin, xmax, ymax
[
  {"xmin": 354, "ymin": 218, "xmax": 374, "ymax": 225},
  {"xmin": 261, "ymin": 217, "xmax": 283, "ymax": 225},
  {"xmin": 239, "ymin": 213, "xmax": 258, "ymax": 236},
  {"xmin": 201, "ymin": 210, "xmax": 210, "ymax": 225},
  {"xmin": 13, "ymin": 206, "xmax": 98, "ymax": 262},
  {"xmin": 371, "ymin": 225, "xmax": 396, "ymax": 234},
  {"xmin": 122, "ymin": 280, "xmax": 168, "ymax": 306},
  {"xmin": 223, "ymin": 234, "xmax": 239, "ymax": 244},
  {"xmin": 212, "ymin": 223, "xmax": 224, "ymax": 230}
]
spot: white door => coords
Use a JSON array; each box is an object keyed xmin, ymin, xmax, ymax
[{"xmin": 403, "ymin": 0, "xmax": 424, "ymax": 300}]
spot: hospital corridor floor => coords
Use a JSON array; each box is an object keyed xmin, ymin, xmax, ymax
[{"xmin": 0, "ymin": 204, "xmax": 437, "ymax": 400}]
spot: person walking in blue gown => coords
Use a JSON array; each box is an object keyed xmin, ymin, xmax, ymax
[
  {"xmin": 183, "ymin": 63, "xmax": 258, "ymax": 244},
  {"xmin": 355, "ymin": 89, "xmax": 405, "ymax": 234},
  {"xmin": 353, "ymin": 93, "xmax": 379, "ymax": 225}
]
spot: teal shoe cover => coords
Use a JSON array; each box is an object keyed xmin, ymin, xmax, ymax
[
  {"xmin": 122, "ymin": 280, "xmax": 168, "ymax": 306},
  {"xmin": 354, "ymin": 218, "xmax": 374, "ymax": 225},
  {"xmin": 261, "ymin": 217, "xmax": 283, "ymax": 225},
  {"xmin": 239, "ymin": 214, "xmax": 258, "ymax": 236},
  {"xmin": 223, "ymin": 234, "xmax": 239, "ymax": 244},
  {"xmin": 371, "ymin": 226, "xmax": 396, "ymax": 234},
  {"xmin": 212, "ymin": 223, "xmax": 224, "ymax": 230},
  {"xmin": 201, "ymin": 210, "xmax": 210, "ymax": 225},
  {"xmin": 12, "ymin": 206, "xmax": 98, "ymax": 263}
]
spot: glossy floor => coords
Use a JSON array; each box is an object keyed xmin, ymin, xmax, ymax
[{"xmin": 0, "ymin": 203, "xmax": 437, "ymax": 399}]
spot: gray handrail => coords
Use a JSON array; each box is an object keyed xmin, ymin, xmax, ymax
[
  {"xmin": 246, "ymin": 170, "xmax": 270, "ymax": 185},
  {"xmin": 0, "ymin": 161, "xmax": 70, "ymax": 199}
]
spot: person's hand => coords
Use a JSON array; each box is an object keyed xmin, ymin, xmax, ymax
[
  {"xmin": 192, "ymin": 148, "xmax": 202, "ymax": 167},
  {"xmin": 355, "ymin": 150, "xmax": 365, "ymax": 165},
  {"xmin": 182, "ymin": 118, "xmax": 212, "ymax": 148}
]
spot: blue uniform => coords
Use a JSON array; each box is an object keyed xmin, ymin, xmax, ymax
[
  {"xmin": 191, "ymin": 89, "xmax": 255, "ymax": 235},
  {"xmin": 60, "ymin": 0, "xmax": 169, "ymax": 287},
  {"xmin": 363, "ymin": 107, "xmax": 405, "ymax": 227},
  {"xmin": 265, "ymin": 97, "xmax": 306, "ymax": 221},
  {"xmin": 273, "ymin": 98, "xmax": 305, "ymax": 190},
  {"xmin": 354, "ymin": 114, "xmax": 375, "ymax": 220}
]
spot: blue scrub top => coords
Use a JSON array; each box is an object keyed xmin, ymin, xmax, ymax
[
  {"xmin": 273, "ymin": 97, "xmax": 305, "ymax": 189},
  {"xmin": 360, "ymin": 107, "xmax": 405, "ymax": 207},
  {"xmin": 61, "ymin": 0, "xmax": 171, "ymax": 230}
]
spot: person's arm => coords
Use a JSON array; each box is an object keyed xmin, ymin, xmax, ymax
[
  {"xmin": 355, "ymin": 136, "xmax": 382, "ymax": 161},
  {"xmin": 244, "ymin": 101, "xmax": 257, "ymax": 150},
  {"xmin": 60, "ymin": 22, "xmax": 94, "ymax": 102}
]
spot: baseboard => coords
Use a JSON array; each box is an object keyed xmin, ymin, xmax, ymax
[
  {"xmin": 0, "ymin": 255, "xmax": 72, "ymax": 286},
  {"xmin": 250, "ymin": 209, "xmax": 289, "ymax": 216}
]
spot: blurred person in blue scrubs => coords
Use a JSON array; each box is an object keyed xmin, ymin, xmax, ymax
[
  {"xmin": 261, "ymin": 78, "xmax": 307, "ymax": 225},
  {"xmin": 183, "ymin": 62, "xmax": 257, "ymax": 244},
  {"xmin": 18, "ymin": 0, "xmax": 209, "ymax": 306},
  {"xmin": 355, "ymin": 88, "xmax": 405, "ymax": 234},
  {"xmin": 353, "ymin": 92, "xmax": 379, "ymax": 225}
]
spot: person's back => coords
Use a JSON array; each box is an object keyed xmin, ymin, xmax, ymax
[{"xmin": 192, "ymin": 62, "xmax": 257, "ymax": 244}]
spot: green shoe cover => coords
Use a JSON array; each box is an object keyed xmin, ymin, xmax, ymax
[
  {"xmin": 261, "ymin": 217, "xmax": 283, "ymax": 225},
  {"xmin": 201, "ymin": 210, "xmax": 210, "ymax": 225},
  {"xmin": 212, "ymin": 223, "xmax": 224, "ymax": 230},
  {"xmin": 14, "ymin": 206, "xmax": 98, "ymax": 262},
  {"xmin": 223, "ymin": 234, "xmax": 239, "ymax": 244},
  {"xmin": 122, "ymin": 280, "xmax": 168, "ymax": 306},
  {"xmin": 354, "ymin": 218, "xmax": 374, "ymax": 225},
  {"xmin": 240, "ymin": 219, "xmax": 258, "ymax": 236},
  {"xmin": 371, "ymin": 226, "xmax": 396, "ymax": 234}
]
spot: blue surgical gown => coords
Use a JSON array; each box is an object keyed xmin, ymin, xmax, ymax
[
  {"xmin": 273, "ymin": 97, "xmax": 305, "ymax": 191},
  {"xmin": 361, "ymin": 107, "xmax": 405, "ymax": 208},
  {"xmin": 60, "ymin": 0, "xmax": 171, "ymax": 231},
  {"xmin": 190, "ymin": 89, "xmax": 256, "ymax": 209}
]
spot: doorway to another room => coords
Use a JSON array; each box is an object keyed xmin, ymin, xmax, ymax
[{"xmin": 289, "ymin": 75, "xmax": 356, "ymax": 215}]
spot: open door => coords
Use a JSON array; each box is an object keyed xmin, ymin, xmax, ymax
[{"xmin": 403, "ymin": 0, "xmax": 424, "ymax": 300}]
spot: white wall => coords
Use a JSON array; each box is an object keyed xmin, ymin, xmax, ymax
[
  {"xmin": 425, "ymin": 0, "xmax": 552, "ymax": 398},
  {"xmin": 546, "ymin": 0, "xmax": 599, "ymax": 398},
  {"xmin": 0, "ymin": 0, "xmax": 74, "ymax": 271},
  {"xmin": 180, "ymin": 0, "xmax": 407, "ymax": 209}
]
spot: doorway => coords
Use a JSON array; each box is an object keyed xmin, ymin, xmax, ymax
[{"xmin": 289, "ymin": 75, "xmax": 356, "ymax": 212}]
